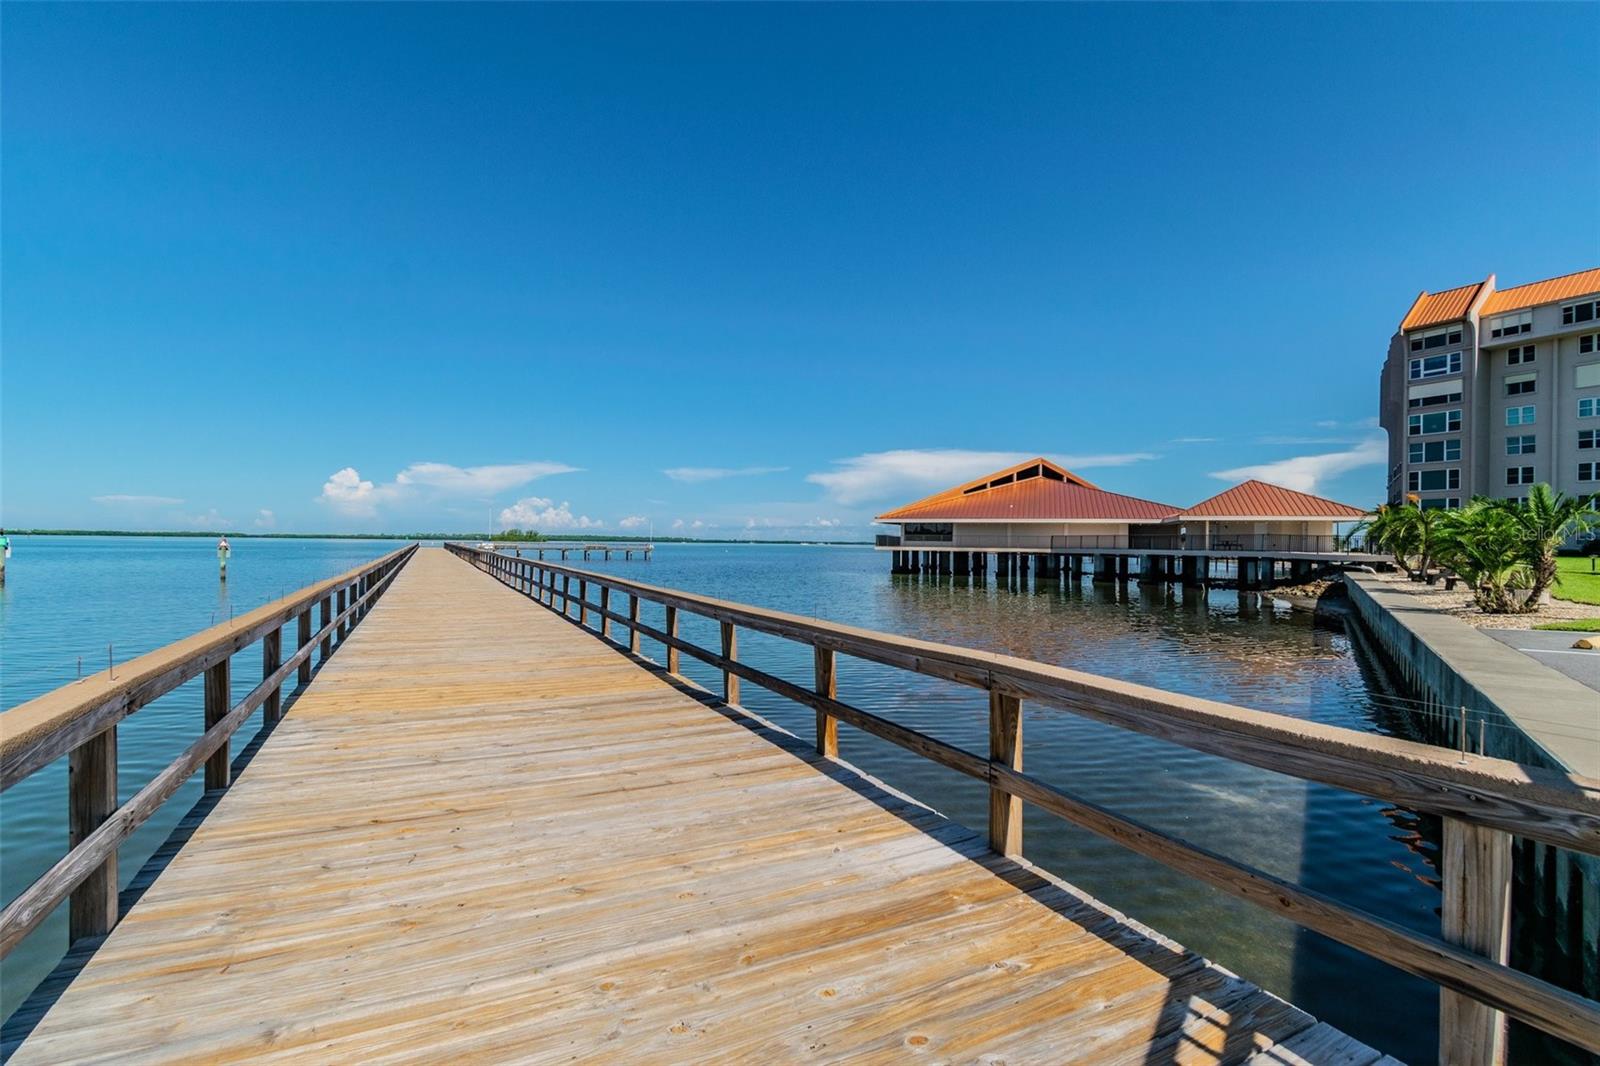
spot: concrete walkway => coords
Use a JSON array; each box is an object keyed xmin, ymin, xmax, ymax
[{"xmin": 1347, "ymin": 575, "xmax": 1600, "ymax": 779}]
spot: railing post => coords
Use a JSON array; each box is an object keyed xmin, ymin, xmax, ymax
[
  {"xmin": 814, "ymin": 646, "xmax": 837, "ymax": 758},
  {"xmin": 67, "ymin": 727, "xmax": 118, "ymax": 942},
  {"xmin": 319, "ymin": 596, "xmax": 332, "ymax": 662},
  {"xmin": 262, "ymin": 626, "xmax": 283, "ymax": 724},
  {"xmin": 628, "ymin": 594, "xmax": 641, "ymax": 654},
  {"xmin": 988, "ymin": 691, "xmax": 1022, "ymax": 857},
  {"xmin": 203, "ymin": 657, "xmax": 231, "ymax": 791},
  {"xmin": 579, "ymin": 580, "xmax": 589, "ymax": 626},
  {"xmin": 599, "ymin": 586, "xmax": 610, "ymax": 637},
  {"xmin": 336, "ymin": 587, "xmax": 349, "ymax": 642},
  {"xmin": 1440, "ymin": 817, "xmax": 1512, "ymax": 1066},
  {"xmin": 720, "ymin": 621, "xmax": 738, "ymax": 704},
  {"xmin": 665, "ymin": 606, "xmax": 680, "ymax": 674},
  {"xmin": 297, "ymin": 609, "xmax": 312, "ymax": 685}
]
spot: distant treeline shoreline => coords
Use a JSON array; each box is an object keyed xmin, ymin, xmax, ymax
[{"xmin": 7, "ymin": 529, "xmax": 870, "ymax": 547}]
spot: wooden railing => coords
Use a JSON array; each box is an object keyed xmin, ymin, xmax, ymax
[
  {"xmin": 0, "ymin": 545, "xmax": 418, "ymax": 960},
  {"xmin": 447, "ymin": 542, "xmax": 1600, "ymax": 1065}
]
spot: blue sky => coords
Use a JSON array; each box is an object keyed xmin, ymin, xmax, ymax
[{"xmin": 4, "ymin": 4, "xmax": 1597, "ymax": 537}]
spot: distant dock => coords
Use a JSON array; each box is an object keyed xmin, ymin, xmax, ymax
[{"xmin": 482, "ymin": 540, "xmax": 652, "ymax": 561}]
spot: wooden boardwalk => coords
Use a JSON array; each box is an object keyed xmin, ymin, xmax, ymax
[{"xmin": 7, "ymin": 549, "xmax": 1386, "ymax": 1063}]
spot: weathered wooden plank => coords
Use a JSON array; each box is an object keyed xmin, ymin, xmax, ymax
[
  {"xmin": 1440, "ymin": 817, "xmax": 1512, "ymax": 1066},
  {"xmin": 297, "ymin": 610, "xmax": 312, "ymax": 685},
  {"xmin": 202, "ymin": 658, "xmax": 231, "ymax": 791},
  {"xmin": 814, "ymin": 646, "xmax": 837, "ymax": 759},
  {"xmin": 720, "ymin": 621, "xmax": 738, "ymax": 704},
  {"xmin": 262, "ymin": 627, "xmax": 283, "ymax": 725},
  {"xmin": 66, "ymin": 728, "xmax": 117, "ymax": 942},
  {"xmin": 988, "ymin": 692, "xmax": 1022, "ymax": 857},
  {"xmin": 628, "ymin": 593, "xmax": 640, "ymax": 654}
]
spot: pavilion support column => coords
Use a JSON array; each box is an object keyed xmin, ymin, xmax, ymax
[
  {"xmin": 938, "ymin": 552, "xmax": 950, "ymax": 576},
  {"xmin": 1093, "ymin": 555, "xmax": 1115, "ymax": 583},
  {"xmin": 1138, "ymin": 555, "xmax": 1162, "ymax": 584},
  {"xmin": 1070, "ymin": 555, "xmax": 1084, "ymax": 581},
  {"xmin": 1116, "ymin": 556, "xmax": 1130, "ymax": 582},
  {"xmin": 953, "ymin": 551, "xmax": 969, "ymax": 576}
]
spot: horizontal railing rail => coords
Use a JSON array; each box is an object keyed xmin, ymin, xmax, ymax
[
  {"xmin": 448, "ymin": 542, "xmax": 1600, "ymax": 1063},
  {"xmin": 0, "ymin": 544, "xmax": 417, "ymax": 962}
]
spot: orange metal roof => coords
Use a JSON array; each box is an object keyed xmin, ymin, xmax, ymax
[
  {"xmin": 876, "ymin": 458, "xmax": 1177, "ymax": 522},
  {"xmin": 1179, "ymin": 480, "xmax": 1368, "ymax": 520},
  {"xmin": 1479, "ymin": 266, "xmax": 1600, "ymax": 316},
  {"xmin": 1398, "ymin": 280, "xmax": 1486, "ymax": 331}
]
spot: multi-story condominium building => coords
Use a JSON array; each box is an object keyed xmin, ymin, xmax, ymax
[{"xmin": 1380, "ymin": 266, "xmax": 1600, "ymax": 508}]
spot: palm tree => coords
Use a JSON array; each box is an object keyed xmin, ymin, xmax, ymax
[
  {"xmin": 1358, "ymin": 502, "xmax": 1423, "ymax": 577},
  {"xmin": 1435, "ymin": 503, "xmax": 1532, "ymax": 614},
  {"xmin": 1494, "ymin": 485, "xmax": 1600, "ymax": 609}
]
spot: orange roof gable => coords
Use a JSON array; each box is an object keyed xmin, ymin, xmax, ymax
[
  {"xmin": 876, "ymin": 458, "xmax": 1178, "ymax": 523},
  {"xmin": 1399, "ymin": 280, "xmax": 1486, "ymax": 331},
  {"xmin": 1180, "ymin": 480, "xmax": 1368, "ymax": 520},
  {"xmin": 1479, "ymin": 266, "xmax": 1600, "ymax": 316}
]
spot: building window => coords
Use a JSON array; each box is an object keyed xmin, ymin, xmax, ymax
[
  {"xmin": 1506, "ymin": 405, "xmax": 1536, "ymax": 426},
  {"xmin": 1506, "ymin": 435, "xmax": 1536, "ymax": 455},
  {"xmin": 1410, "ymin": 409, "xmax": 1462, "ymax": 435},
  {"xmin": 1507, "ymin": 466, "xmax": 1535, "ymax": 486},
  {"xmin": 1562, "ymin": 300, "xmax": 1600, "ymax": 325},
  {"xmin": 1506, "ymin": 345, "xmax": 1536, "ymax": 365},
  {"xmin": 1581, "ymin": 334, "xmax": 1599, "ymax": 354},
  {"xmin": 1582, "ymin": 430, "xmax": 1599, "ymax": 450},
  {"xmin": 1409, "ymin": 325, "xmax": 1464, "ymax": 352},
  {"xmin": 1411, "ymin": 469, "xmax": 1461, "ymax": 492},
  {"xmin": 1505, "ymin": 496, "xmax": 1528, "ymax": 506},
  {"xmin": 1409, "ymin": 439, "xmax": 1462, "ymax": 463},
  {"xmin": 1409, "ymin": 352, "xmax": 1462, "ymax": 379},
  {"xmin": 1581, "ymin": 463, "xmax": 1600, "ymax": 483},
  {"xmin": 1419, "ymin": 497, "xmax": 1460, "ymax": 511},
  {"xmin": 1582, "ymin": 398, "xmax": 1600, "ymax": 418},
  {"xmin": 1408, "ymin": 389, "xmax": 1462, "ymax": 409},
  {"xmin": 1489, "ymin": 311, "xmax": 1533, "ymax": 338},
  {"xmin": 1505, "ymin": 376, "xmax": 1536, "ymax": 396}
]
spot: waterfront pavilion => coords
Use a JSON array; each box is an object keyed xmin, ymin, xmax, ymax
[{"xmin": 874, "ymin": 458, "xmax": 1374, "ymax": 586}]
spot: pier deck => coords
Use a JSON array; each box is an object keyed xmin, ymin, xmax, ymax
[{"xmin": 4, "ymin": 549, "xmax": 1383, "ymax": 1063}]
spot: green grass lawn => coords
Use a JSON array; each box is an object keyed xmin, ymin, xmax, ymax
[
  {"xmin": 1532, "ymin": 617, "xmax": 1600, "ymax": 632},
  {"xmin": 1554, "ymin": 555, "xmax": 1600, "ymax": 606}
]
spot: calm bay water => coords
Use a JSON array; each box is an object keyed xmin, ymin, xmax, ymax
[{"xmin": 1, "ymin": 536, "xmax": 1445, "ymax": 1059}]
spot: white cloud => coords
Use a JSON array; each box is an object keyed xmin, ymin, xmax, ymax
[
  {"xmin": 319, "ymin": 460, "xmax": 577, "ymax": 518},
  {"xmin": 806, "ymin": 449, "xmax": 1156, "ymax": 506},
  {"xmin": 1170, "ymin": 437, "xmax": 1218, "ymax": 445},
  {"xmin": 617, "ymin": 515, "xmax": 649, "ymax": 529},
  {"xmin": 253, "ymin": 509, "xmax": 276, "ymax": 529},
  {"xmin": 662, "ymin": 465, "xmax": 788, "ymax": 483},
  {"xmin": 499, "ymin": 497, "xmax": 603, "ymax": 531},
  {"xmin": 320, "ymin": 467, "xmax": 381, "ymax": 517},
  {"xmin": 1210, "ymin": 438, "xmax": 1386, "ymax": 494},
  {"xmin": 92, "ymin": 494, "xmax": 184, "ymax": 506},
  {"xmin": 671, "ymin": 518, "xmax": 711, "ymax": 531}
]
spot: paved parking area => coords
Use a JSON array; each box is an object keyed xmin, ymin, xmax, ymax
[{"xmin": 1482, "ymin": 628, "xmax": 1600, "ymax": 696}]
